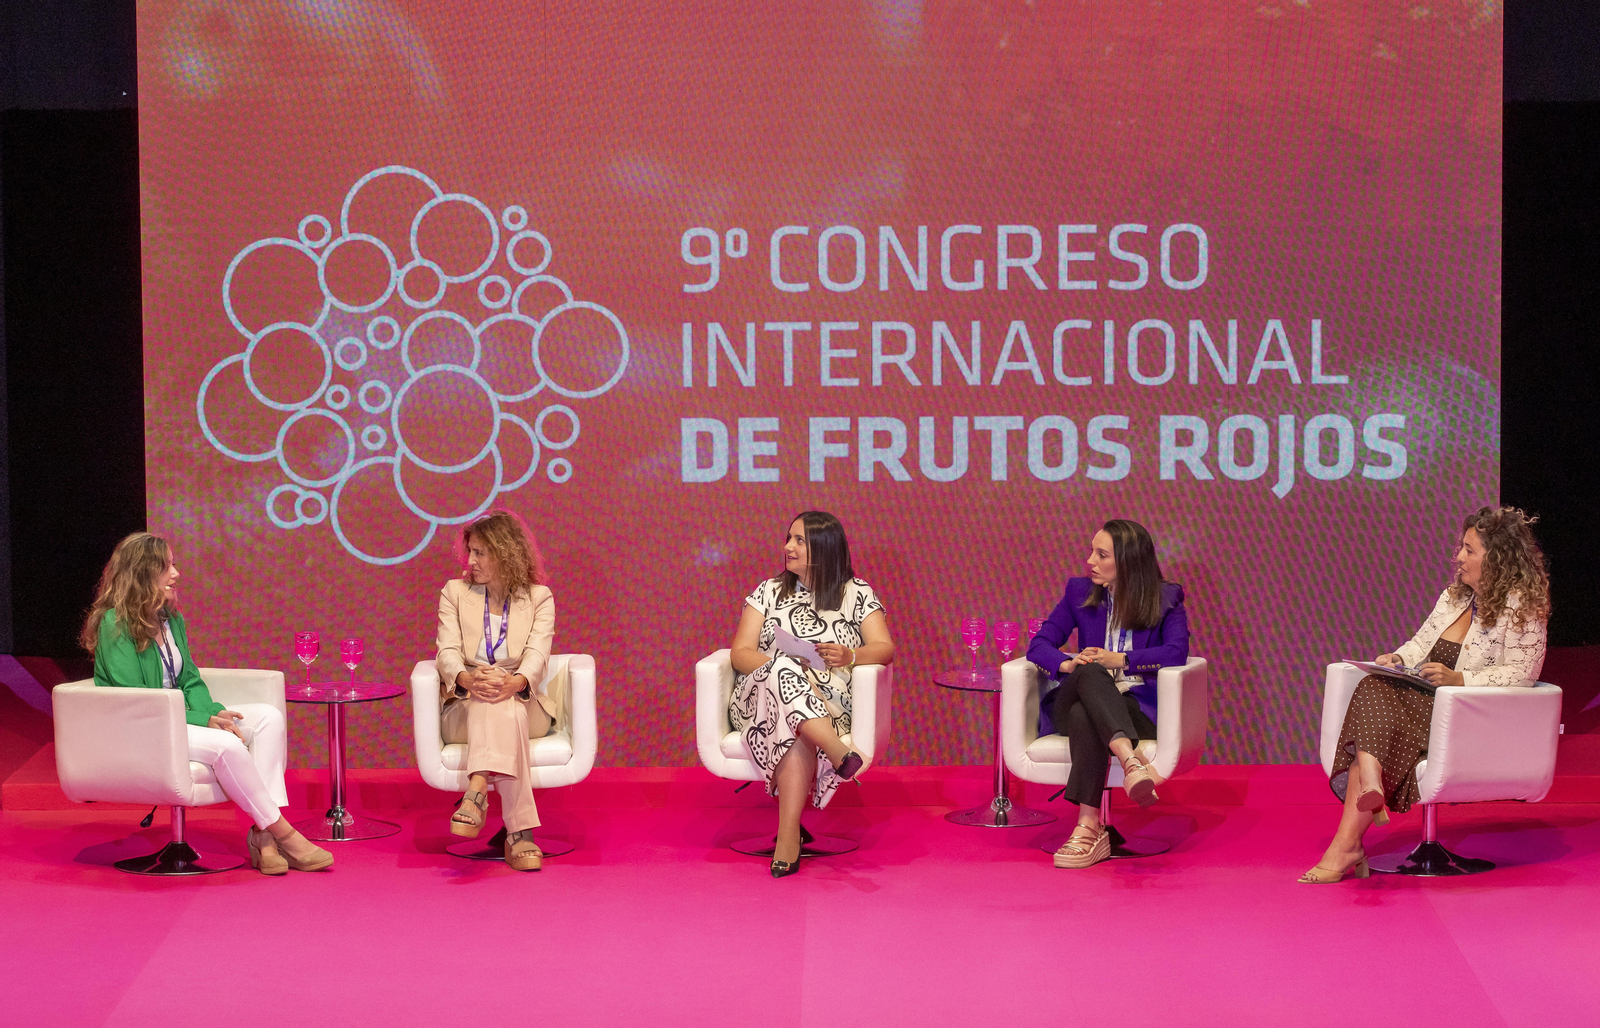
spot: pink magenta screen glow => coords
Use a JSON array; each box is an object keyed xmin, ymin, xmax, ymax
[{"xmin": 136, "ymin": 3, "xmax": 1501, "ymax": 766}]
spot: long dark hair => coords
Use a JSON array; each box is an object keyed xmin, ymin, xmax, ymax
[
  {"xmin": 775, "ymin": 510, "xmax": 854, "ymax": 611},
  {"xmin": 1082, "ymin": 519, "xmax": 1168, "ymax": 630}
]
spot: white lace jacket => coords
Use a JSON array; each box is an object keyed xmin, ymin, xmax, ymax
[{"xmin": 1393, "ymin": 589, "xmax": 1547, "ymax": 688}]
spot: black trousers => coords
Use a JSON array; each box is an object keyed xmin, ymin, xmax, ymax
[{"xmin": 1051, "ymin": 662, "xmax": 1157, "ymax": 808}]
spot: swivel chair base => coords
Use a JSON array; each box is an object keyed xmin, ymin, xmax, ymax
[
  {"xmin": 115, "ymin": 841, "xmax": 245, "ymax": 876},
  {"xmin": 731, "ymin": 833, "xmax": 857, "ymax": 857},
  {"xmin": 447, "ymin": 825, "xmax": 576, "ymax": 860},
  {"xmin": 1367, "ymin": 804, "xmax": 1495, "ymax": 876},
  {"xmin": 1368, "ymin": 841, "xmax": 1494, "ymax": 876},
  {"xmin": 113, "ymin": 807, "xmax": 245, "ymax": 876}
]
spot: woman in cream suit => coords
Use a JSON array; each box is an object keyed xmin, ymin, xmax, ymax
[
  {"xmin": 1302, "ymin": 506, "xmax": 1550, "ymax": 883},
  {"xmin": 435, "ymin": 509, "xmax": 555, "ymax": 871}
]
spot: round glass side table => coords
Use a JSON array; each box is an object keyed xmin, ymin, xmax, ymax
[
  {"xmin": 934, "ymin": 667, "xmax": 1055, "ymax": 828},
  {"xmin": 286, "ymin": 680, "xmax": 407, "ymax": 841}
]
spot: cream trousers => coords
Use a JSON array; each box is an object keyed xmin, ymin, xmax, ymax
[
  {"xmin": 441, "ymin": 696, "xmax": 551, "ymax": 833},
  {"xmin": 185, "ymin": 702, "xmax": 288, "ymax": 830}
]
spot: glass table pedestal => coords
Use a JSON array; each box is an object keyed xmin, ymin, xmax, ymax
[
  {"xmin": 935, "ymin": 667, "xmax": 1056, "ymax": 828},
  {"xmin": 287, "ymin": 681, "xmax": 406, "ymax": 842}
]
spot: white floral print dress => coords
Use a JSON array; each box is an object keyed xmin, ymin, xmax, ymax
[{"xmin": 730, "ymin": 576, "xmax": 884, "ymax": 808}]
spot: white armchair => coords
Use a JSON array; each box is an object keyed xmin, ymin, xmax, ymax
[
  {"xmin": 53, "ymin": 668, "xmax": 287, "ymax": 876},
  {"xmin": 410, "ymin": 654, "xmax": 596, "ymax": 858},
  {"xmin": 1319, "ymin": 662, "xmax": 1562, "ymax": 875},
  {"xmin": 1001, "ymin": 656, "xmax": 1208, "ymax": 856},
  {"xmin": 695, "ymin": 648, "xmax": 892, "ymax": 855}
]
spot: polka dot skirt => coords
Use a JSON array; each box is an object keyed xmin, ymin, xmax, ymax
[{"xmin": 1329, "ymin": 637, "xmax": 1461, "ymax": 813}]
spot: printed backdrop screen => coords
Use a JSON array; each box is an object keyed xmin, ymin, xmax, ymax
[{"xmin": 137, "ymin": 2, "xmax": 1502, "ymax": 767}]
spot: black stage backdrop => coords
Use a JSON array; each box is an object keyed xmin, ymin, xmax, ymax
[{"xmin": 2, "ymin": 3, "xmax": 1598, "ymax": 662}]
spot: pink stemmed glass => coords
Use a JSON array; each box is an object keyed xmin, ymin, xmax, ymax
[
  {"xmin": 994, "ymin": 620, "xmax": 1021, "ymax": 662},
  {"xmin": 960, "ymin": 616, "xmax": 988, "ymax": 681},
  {"xmin": 1027, "ymin": 618, "xmax": 1045, "ymax": 645},
  {"xmin": 294, "ymin": 631, "xmax": 319, "ymax": 690},
  {"xmin": 340, "ymin": 637, "xmax": 363, "ymax": 688}
]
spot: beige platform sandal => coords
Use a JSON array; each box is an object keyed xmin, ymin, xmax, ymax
[
  {"xmin": 451, "ymin": 790, "xmax": 488, "ymax": 838},
  {"xmin": 1121, "ymin": 755, "xmax": 1161, "ymax": 808},
  {"xmin": 247, "ymin": 827, "xmax": 288, "ymax": 876},
  {"xmin": 1053, "ymin": 823, "xmax": 1112, "ymax": 869},
  {"xmin": 505, "ymin": 829, "xmax": 543, "ymax": 872}
]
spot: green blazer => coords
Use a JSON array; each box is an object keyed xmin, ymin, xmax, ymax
[{"xmin": 93, "ymin": 609, "xmax": 224, "ymax": 727}]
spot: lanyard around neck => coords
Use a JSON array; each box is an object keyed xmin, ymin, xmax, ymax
[
  {"xmin": 1106, "ymin": 591, "xmax": 1132, "ymax": 653},
  {"xmin": 156, "ymin": 620, "xmax": 179, "ymax": 686},
  {"xmin": 483, "ymin": 589, "xmax": 511, "ymax": 663}
]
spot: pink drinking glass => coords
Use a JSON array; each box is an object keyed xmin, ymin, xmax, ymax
[
  {"xmin": 1027, "ymin": 617, "xmax": 1045, "ymax": 643},
  {"xmin": 294, "ymin": 631, "xmax": 319, "ymax": 689},
  {"xmin": 340, "ymin": 637, "xmax": 363, "ymax": 687},
  {"xmin": 994, "ymin": 620, "xmax": 1021, "ymax": 661},
  {"xmin": 959, "ymin": 616, "xmax": 987, "ymax": 677}
]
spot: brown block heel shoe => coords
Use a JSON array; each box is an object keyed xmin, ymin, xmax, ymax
[{"xmin": 1298, "ymin": 852, "xmax": 1371, "ymax": 884}]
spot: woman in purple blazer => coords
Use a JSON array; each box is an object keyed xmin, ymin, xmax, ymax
[{"xmin": 1025, "ymin": 519, "xmax": 1189, "ymax": 869}]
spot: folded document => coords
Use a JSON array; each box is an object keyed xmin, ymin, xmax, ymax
[{"xmin": 1342, "ymin": 659, "xmax": 1437, "ymax": 692}]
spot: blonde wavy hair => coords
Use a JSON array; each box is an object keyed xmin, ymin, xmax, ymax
[
  {"xmin": 80, "ymin": 532, "xmax": 176, "ymax": 653},
  {"xmin": 1448, "ymin": 506, "xmax": 1551, "ymax": 630},
  {"xmin": 457, "ymin": 509, "xmax": 546, "ymax": 596}
]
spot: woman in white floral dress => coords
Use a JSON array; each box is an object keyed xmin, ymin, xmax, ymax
[
  {"xmin": 729, "ymin": 511, "xmax": 895, "ymax": 878},
  {"xmin": 1301, "ymin": 506, "xmax": 1551, "ymax": 883}
]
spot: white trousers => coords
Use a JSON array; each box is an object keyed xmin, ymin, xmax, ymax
[{"xmin": 185, "ymin": 702, "xmax": 288, "ymax": 830}]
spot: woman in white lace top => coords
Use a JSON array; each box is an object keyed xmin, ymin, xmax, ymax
[{"xmin": 1300, "ymin": 506, "xmax": 1551, "ymax": 883}]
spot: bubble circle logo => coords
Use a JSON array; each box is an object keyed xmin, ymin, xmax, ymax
[{"xmin": 198, "ymin": 165, "xmax": 629, "ymax": 565}]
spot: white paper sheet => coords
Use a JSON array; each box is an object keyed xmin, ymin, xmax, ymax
[{"xmin": 771, "ymin": 627, "xmax": 824, "ymax": 670}]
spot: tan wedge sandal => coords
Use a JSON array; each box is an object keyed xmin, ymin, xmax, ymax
[
  {"xmin": 277, "ymin": 831, "xmax": 334, "ymax": 872},
  {"xmin": 505, "ymin": 829, "xmax": 543, "ymax": 872},
  {"xmin": 247, "ymin": 827, "xmax": 288, "ymax": 876},
  {"xmin": 451, "ymin": 790, "xmax": 488, "ymax": 838}
]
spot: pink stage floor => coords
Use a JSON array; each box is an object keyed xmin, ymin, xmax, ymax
[{"xmin": 2, "ymin": 788, "xmax": 1596, "ymax": 1028}]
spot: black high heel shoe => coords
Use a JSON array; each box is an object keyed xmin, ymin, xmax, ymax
[
  {"xmin": 835, "ymin": 751, "xmax": 864, "ymax": 781},
  {"xmin": 772, "ymin": 827, "xmax": 809, "ymax": 878}
]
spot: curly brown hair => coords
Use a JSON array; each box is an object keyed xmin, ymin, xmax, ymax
[
  {"xmin": 79, "ymin": 532, "xmax": 176, "ymax": 653},
  {"xmin": 1448, "ymin": 506, "xmax": 1551, "ymax": 630},
  {"xmin": 457, "ymin": 509, "xmax": 546, "ymax": 596}
]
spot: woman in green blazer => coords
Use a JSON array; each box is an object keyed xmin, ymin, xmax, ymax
[{"xmin": 84, "ymin": 532, "xmax": 332, "ymax": 875}]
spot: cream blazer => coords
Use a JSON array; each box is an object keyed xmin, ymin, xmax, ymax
[
  {"xmin": 1393, "ymin": 588, "xmax": 1547, "ymax": 689},
  {"xmin": 434, "ymin": 579, "xmax": 558, "ymax": 720}
]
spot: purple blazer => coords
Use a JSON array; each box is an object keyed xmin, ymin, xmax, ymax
[{"xmin": 1026, "ymin": 577, "xmax": 1189, "ymax": 735}]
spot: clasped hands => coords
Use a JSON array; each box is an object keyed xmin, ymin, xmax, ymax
[
  {"xmin": 1061, "ymin": 647, "xmax": 1128, "ymax": 674},
  {"xmin": 1374, "ymin": 652, "xmax": 1464, "ymax": 688},
  {"xmin": 207, "ymin": 710, "xmax": 245, "ymax": 738},
  {"xmin": 455, "ymin": 664, "xmax": 526, "ymax": 702}
]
